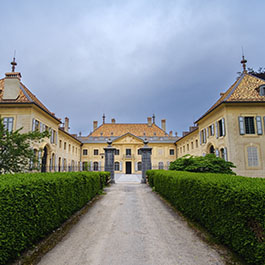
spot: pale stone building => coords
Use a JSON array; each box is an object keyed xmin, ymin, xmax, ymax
[
  {"xmin": 79, "ymin": 116, "xmax": 178, "ymax": 174},
  {"xmin": 176, "ymin": 58, "xmax": 265, "ymax": 177},
  {"xmin": 0, "ymin": 59, "xmax": 178, "ymax": 174},
  {"xmin": 0, "ymin": 60, "xmax": 82, "ymax": 172}
]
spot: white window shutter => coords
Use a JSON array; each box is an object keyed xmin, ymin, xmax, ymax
[
  {"xmin": 216, "ymin": 122, "xmax": 219, "ymax": 138},
  {"xmin": 99, "ymin": 161, "xmax": 101, "ymax": 171},
  {"xmin": 215, "ymin": 149, "xmax": 219, "ymax": 157},
  {"xmin": 238, "ymin": 116, "xmax": 245, "ymax": 135},
  {"xmin": 32, "ymin": 118, "xmax": 35, "ymax": 131},
  {"xmin": 224, "ymin": 147, "xmax": 228, "ymax": 161},
  {"xmin": 55, "ymin": 132, "xmax": 58, "ymax": 145},
  {"xmin": 135, "ymin": 162, "xmax": 138, "ymax": 171},
  {"xmin": 222, "ymin": 118, "xmax": 226, "ymax": 136},
  {"xmin": 200, "ymin": 131, "xmax": 202, "ymax": 145},
  {"xmin": 256, "ymin": 116, "xmax": 263, "ymax": 135},
  {"xmin": 54, "ymin": 155, "xmax": 57, "ymax": 171},
  {"xmin": 207, "ymin": 127, "xmax": 209, "ymax": 138},
  {"xmin": 120, "ymin": 162, "xmax": 123, "ymax": 172},
  {"xmin": 39, "ymin": 122, "xmax": 43, "ymax": 132}
]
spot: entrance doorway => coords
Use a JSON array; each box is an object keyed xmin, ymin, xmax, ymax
[
  {"xmin": 126, "ymin": 161, "xmax": 132, "ymax": 174},
  {"xmin": 41, "ymin": 146, "xmax": 48, "ymax": 172}
]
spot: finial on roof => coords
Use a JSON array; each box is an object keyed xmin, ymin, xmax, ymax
[
  {"xmin": 240, "ymin": 47, "xmax": 247, "ymax": 73},
  {"xmin": 152, "ymin": 114, "xmax": 155, "ymax": 124},
  {"xmin": 11, "ymin": 55, "xmax": 17, "ymax": 72},
  {"xmin": 103, "ymin": 113, "xmax": 106, "ymax": 124}
]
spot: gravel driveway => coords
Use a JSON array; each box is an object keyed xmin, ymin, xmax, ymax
[{"xmin": 38, "ymin": 182, "xmax": 226, "ymax": 265}]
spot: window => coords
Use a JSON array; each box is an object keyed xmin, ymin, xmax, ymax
[
  {"xmin": 239, "ymin": 116, "xmax": 262, "ymax": 135},
  {"xmin": 183, "ymin": 146, "xmax": 185, "ymax": 152},
  {"xmin": 3, "ymin": 117, "xmax": 14, "ymax": 132},
  {"xmin": 210, "ymin": 124, "xmax": 213, "ymax": 136},
  {"xmin": 115, "ymin": 149, "xmax": 120, "ymax": 155},
  {"xmin": 259, "ymin": 85, "xmax": 265, "ymax": 96},
  {"xmin": 169, "ymin": 149, "xmax": 174, "ymax": 155},
  {"xmin": 191, "ymin": 142, "xmax": 194, "ymax": 149},
  {"xmin": 59, "ymin": 140, "xmax": 62, "ymax": 148},
  {"xmin": 93, "ymin": 162, "xmax": 99, "ymax": 171},
  {"xmin": 187, "ymin": 144, "xmax": 189, "ymax": 151},
  {"xmin": 83, "ymin": 149, "xmax": 88, "ymax": 155},
  {"xmin": 50, "ymin": 129, "xmax": 56, "ymax": 144},
  {"xmin": 114, "ymin": 162, "xmax": 120, "ymax": 171},
  {"xmin": 94, "ymin": 149, "xmax": 99, "ymax": 155},
  {"xmin": 245, "ymin": 117, "xmax": 255, "ymax": 134},
  {"xmin": 218, "ymin": 119, "xmax": 225, "ymax": 137},
  {"xmin": 247, "ymin": 146, "xmax": 258, "ymax": 167},
  {"xmin": 126, "ymin": 149, "xmax": 131, "ymax": 156},
  {"xmin": 69, "ymin": 144, "xmax": 71, "ymax": 152},
  {"xmin": 195, "ymin": 139, "xmax": 198, "ymax": 148},
  {"xmin": 158, "ymin": 162, "xmax": 164, "ymax": 169},
  {"xmin": 64, "ymin": 142, "xmax": 66, "ymax": 150},
  {"xmin": 200, "ymin": 129, "xmax": 207, "ymax": 144},
  {"xmin": 35, "ymin": 120, "xmax": 39, "ymax": 131},
  {"xmin": 137, "ymin": 149, "xmax": 142, "ymax": 155},
  {"xmin": 137, "ymin": 162, "xmax": 142, "ymax": 171}
]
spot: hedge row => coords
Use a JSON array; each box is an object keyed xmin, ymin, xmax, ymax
[
  {"xmin": 0, "ymin": 171, "xmax": 110, "ymax": 265},
  {"xmin": 147, "ymin": 170, "xmax": 265, "ymax": 265}
]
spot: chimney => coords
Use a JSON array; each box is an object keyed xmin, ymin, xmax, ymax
[
  {"xmin": 93, "ymin": 121, "xmax": 98, "ymax": 131},
  {"xmin": 3, "ymin": 72, "xmax": 22, "ymax": 100},
  {"xmin": 111, "ymin": 118, "xmax": 116, "ymax": 124},
  {"xmin": 147, "ymin": 117, "xmax": 152, "ymax": 127},
  {"xmin": 64, "ymin": 117, "xmax": 69, "ymax": 132},
  {"xmin": 161, "ymin": 119, "xmax": 166, "ymax": 131},
  {"xmin": 169, "ymin": 130, "xmax": 173, "ymax": 136},
  {"xmin": 3, "ymin": 57, "xmax": 22, "ymax": 100}
]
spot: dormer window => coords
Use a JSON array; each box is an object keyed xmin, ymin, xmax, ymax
[{"xmin": 259, "ymin": 85, "xmax": 265, "ymax": 96}]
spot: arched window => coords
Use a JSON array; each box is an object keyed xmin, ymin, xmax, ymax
[
  {"xmin": 114, "ymin": 162, "xmax": 120, "ymax": 171},
  {"xmin": 137, "ymin": 162, "xmax": 142, "ymax": 171},
  {"xmin": 209, "ymin": 145, "xmax": 215, "ymax": 154},
  {"xmin": 158, "ymin": 162, "xmax": 164, "ymax": 169},
  {"xmin": 247, "ymin": 146, "xmax": 259, "ymax": 167},
  {"xmin": 93, "ymin": 161, "xmax": 99, "ymax": 171}
]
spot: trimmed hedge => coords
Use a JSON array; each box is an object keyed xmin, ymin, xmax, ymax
[
  {"xmin": 0, "ymin": 171, "xmax": 110, "ymax": 265},
  {"xmin": 147, "ymin": 170, "xmax": 265, "ymax": 265}
]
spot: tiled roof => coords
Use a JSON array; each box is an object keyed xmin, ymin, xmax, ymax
[
  {"xmin": 89, "ymin": 123, "xmax": 168, "ymax": 137},
  {"xmin": 196, "ymin": 73, "xmax": 265, "ymax": 122},
  {"xmin": 0, "ymin": 75, "xmax": 60, "ymax": 122}
]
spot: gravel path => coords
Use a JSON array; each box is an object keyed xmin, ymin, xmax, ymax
[{"xmin": 38, "ymin": 182, "xmax": 226, "ymax": 265}]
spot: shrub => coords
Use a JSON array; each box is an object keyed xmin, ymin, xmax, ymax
[
  {"xmin": 0, "ymin": 171, "xmax": 110, "ymax": 265},
  {"xmin": 147, "ymin": 170, "xmax": 265, "ymax": 265},
  {"xmin": 169, "ymin": 154, "xmax": 236, "ymax": 174}
]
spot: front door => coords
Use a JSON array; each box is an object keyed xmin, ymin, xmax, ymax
[{"xmin": 126, "ymin": 161, "xmax": 132, "ymax": 174}]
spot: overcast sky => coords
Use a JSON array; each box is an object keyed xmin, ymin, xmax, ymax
[{"xmin": 0, "ymin": 0, "xmax": 264, "ymax": 136}]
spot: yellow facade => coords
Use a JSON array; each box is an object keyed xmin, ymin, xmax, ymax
[{"xmin": 176, "ymin": 73, "xmax": 265, "ymax": 178}]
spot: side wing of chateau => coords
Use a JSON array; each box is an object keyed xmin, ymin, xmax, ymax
[{"xmin": 1, "ymin": 58, "xmax": 265, "ymax": 177}]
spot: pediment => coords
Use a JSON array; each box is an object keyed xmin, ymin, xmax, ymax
[{"xmin": 113, "ymin": 133, "xmax": 143, "ymax": 144}]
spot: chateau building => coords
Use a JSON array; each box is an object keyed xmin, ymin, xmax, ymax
[
  {"xmin": 1, "ymin": 57, "xmax": 265, "ymax": 177},
  {"xmin": 0, "ymin": 59, "xmax": 177, "ymax": 173},
  {"xmin": 176, "ymin": 57, "xmax": 265, "ymax": 177},
  {"xmin": 79, "ymin": 116, "xmax": 178, "ymax": 174}
]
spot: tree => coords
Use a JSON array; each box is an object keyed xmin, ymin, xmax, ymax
[
  {"xmin": 169, "ymin": 154, "xmax": 236, "ymax": 175},
  {"xmin": 247, "ymin": 67, "xmax": 265, "ymax": 80},
  {"xmin": 0, "ymin": 119, "xmax": 49, "ymax": 174}
]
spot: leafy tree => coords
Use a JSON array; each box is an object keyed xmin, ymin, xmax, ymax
[
  {"xmin": 0, "ymin": 118, "xmax": 49, "ymax": 174},
  {"xmin": 247, "ymin": 67, "xmax": 265, "ymax": 80},
  {"xmin": 169, "ymin": 154, "xmax": 236, "ymax": 175}
]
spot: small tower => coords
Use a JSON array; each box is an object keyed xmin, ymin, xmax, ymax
[{"xmin": 102, "ymin": 113, "xmax": 106, "ymax": 124}]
